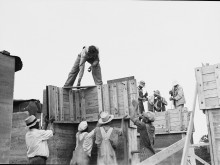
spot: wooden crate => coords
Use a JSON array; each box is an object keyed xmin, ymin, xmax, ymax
[
  {"xmin": 44, "ymin": 77, "xmax": 138, "ymax": 124},
  {"xmin": 205, "ymin": 109, "xmax": 220, "ymax": 165},
  {"xmin": 153, "ymin": 108, "xmax": 190, "ymax": 134},
  {"xmin": 195, "ymin": 63, "xmax": 220, "ymax": 110}
]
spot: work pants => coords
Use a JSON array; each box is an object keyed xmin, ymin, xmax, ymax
[
  {"xmin": 64, "ymin": 55, "xmax": 103, "ymax": 86},
  {"xmin": 29, "ymin": 156, "xmax": 47, "ymax": 164}
]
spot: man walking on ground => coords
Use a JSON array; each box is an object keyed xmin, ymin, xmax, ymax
[
  {"xmin": 64, "ymin": 45, "xmax": 103, "ymax": 87},
  {"xmin": 25, "ymin": 115, "xmax": 54, "ymax": 164},
  {"xmin": 138, "ymin": 80, "xmax": 148, "ymax": 114},
  {"xmin": 169, "ymin": 81, "xmax": 186, "ymax": 109}
]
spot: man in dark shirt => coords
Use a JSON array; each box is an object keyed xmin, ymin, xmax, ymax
[
  {"xmin": 137, "ymin": 80, "xmax": 148, "ymax": 114},
  {"xmin": 130, "ymin": 99, "xmax": 156, "ymax": 162},
  {"xmin": 64, "ymin": 45, "xmax": 103, "ymax": 87}
]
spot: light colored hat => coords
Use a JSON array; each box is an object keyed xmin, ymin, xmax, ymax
[
  {"xmin": 143, "ymin": 111, "xmax": 155, "ymax": 122},
  {"xmin": 78, "ymin": 121, "xmax": 88, "ymax": 131},
  {"xmin": 154, "ymin": 90, "xmax": 161, "ymax": 96},
  {"xmin": 25, "ymin": 115, "xmax": 40, "ymax": 128},
  {"xmin": 139, "ymin": 80, "xmax": 145, "ymax": 88},
  {"xmin": 172, "ymin": 81, "xmax": 179, "ymax": 87},
  {"xmin": 98, "ymin": 111, "xmax": 114, "ymax": 124}
]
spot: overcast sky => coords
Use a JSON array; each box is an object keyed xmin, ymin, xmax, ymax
[{"xmin": 1, "ymin": 0, "xmax": 220, "ymax": 143}]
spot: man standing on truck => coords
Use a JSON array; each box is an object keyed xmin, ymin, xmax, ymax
[
  {"xmin": 64, "ymin": 45, "xmax": 103, "ymax": 87},
  {"xmin": 169, "ymin": 81, "xmax": 186, "ymax": 109},
  {"xmin": 138, "ymin": 80, "xmax": 148, "ymax": 114}
]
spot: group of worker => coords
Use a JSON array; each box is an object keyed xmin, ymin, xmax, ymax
[
  {"xmin": 24, "ymin": 45, "xmax": 186, "ymax": 165},
  {"xmin": 137, "ymin": 80, "xmax": 186, "ymax": 114}
]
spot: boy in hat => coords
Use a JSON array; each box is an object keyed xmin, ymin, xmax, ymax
[
  {"xmin": 64, "ymin": 45, "xmax": 103, "ymax": 87},
  {"xmin": 148, "ymin": 90, "xmax": 167, "ymax": 112},
  {"xmin": 130, "ymin": 100, "xmax": 156, "ymax": 162},
  {"xmin": 70, "ymin": 121, "xmax": 95, "ymax": 165},
  {"xmin": 138, "ymin": 80, "xmax": 148, "ymax": 114},
  {"xmin": 95, "ymin": 111, "xmax": 126, "ymax": 165},
  {"xmin": 169, "ymin": 81, "xmax": 186, "ymax": 109},
  {"xmin": 25, "ymin": 115, "xmax": 54, "ymax": 164}
]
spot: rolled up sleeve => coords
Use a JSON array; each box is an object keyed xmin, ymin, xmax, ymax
[{"xmin": 40, "ymin": 130, "xmax": 53, "ymax": 141}]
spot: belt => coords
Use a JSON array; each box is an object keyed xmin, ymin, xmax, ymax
[{"xmin": 30, "ymin": 156, "xmax": 47, "ymax": 160}]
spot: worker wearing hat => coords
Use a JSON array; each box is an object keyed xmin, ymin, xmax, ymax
[
  {"xmin": 25, "ymin": 115, "xmax": 54, "ymax": 164},
  {"xmin": 148, "ymin": 90, "xmax": 167, "ymax": 112},
  {"xmin": 138, "ymin": 80, "xmax": 148, "ymax": 114},
  {"xmin": 95, "ymin": 111, "xmax": 126, "ymax": 165},
  {"xmin": 130, "ymin": 99, "xmax": 156, "ymax": 162},
  {"xmin": 64, "ymin": 45, "xmax": 103, "ymax": 87},
  {"xmin": 169, "ymin": 81, "xmax": 186, "ymax": 109},
  {"xmin": 70, "ymin": 121, "xmax": 95, "ymax": 165}
]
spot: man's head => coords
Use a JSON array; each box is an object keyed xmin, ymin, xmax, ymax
[
  {"xmin": 172, "ymin": 81, "xmax": 179, "ymax": 87},
  {"xmin": 25, "ymin": 115, "xmax": 40, "ymax": 130},
  {"xmin": 154, "ymin": 90, "xmax": 161, "ymax": 98},
  {"xmin": 138, "ymin": 80, "xmax": 145, "ymax": 88},
  {"xmin": 88, "ymin": 45, "xmax": 99, "ymax": 58},
  {"xmin": 141, "ymin": 111, "xmax": 155, "ymax": 123}
]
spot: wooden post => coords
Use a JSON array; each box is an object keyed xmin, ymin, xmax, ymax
[{"xmin": 181, "ymin": 83, "xmax": 197, "ymax": 165}]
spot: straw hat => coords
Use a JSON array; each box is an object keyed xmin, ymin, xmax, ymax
[
  {"xmin": 139, "ymin": 80, "xmax": 145, "ymax": 88},
  {"xmin": 154, "ymin": 90, "xmax": 161, "ymax": 97},
  {"xmin": 172, "ymin": 81, "xmax": 179, "ymax": 87},
  {"xmin": 25, "ymin": 115, "xmax": 40, "ymax": 128},
  {"xmin": 78, "ymin": 121, "xmax": 88, "ymax": 132},
  {"xmin": 142, "ymin": 111, "xmax": 155, "ymax": 122},
  {"xmin": 98, "ymin": 111, "xmax": 114, "ymax": 124}
]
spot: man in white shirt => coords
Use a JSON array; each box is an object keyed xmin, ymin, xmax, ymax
[
  {"xmin": 25, "ymin": 115, "xmax": 54, "ymax": 164},
  {"xmin": 64, "ymin": 45, "xmax": 103, "ymax": 87}
]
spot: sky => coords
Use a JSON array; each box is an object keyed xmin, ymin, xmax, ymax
[{"xmin": 1, "ymin": 0, "xmax": 220, "ymax": 143}]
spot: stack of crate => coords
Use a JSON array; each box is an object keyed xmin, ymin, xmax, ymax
[
  {"xmin": 43, "ymin": 76, "xmax": 138, "ymax": 124},
  {"xmin": 153, "ymin": 108, "xmax": 191, "ymax": 134},
  {"xmin": 195, "ymin": 63, "xmax": 220, "ymax": 165}
]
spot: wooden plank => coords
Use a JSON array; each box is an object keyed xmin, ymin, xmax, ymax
[
  {"xmin": 201, "ymin": 65, "xmax": 215, "ymax": 75},
  {"xmin": 194, "ymin": 154, "xmax": 210, "ymax": 165},
  {"xmin": 202, "ymin": 73, "xmax": 216, "ymax": 82},
  {"xmin": 195, "ymin": 67, "xmax": 206, "ymax": 109},
  {"xmin": 138, "ymin": 137, "xmax": 186, "ymax": 165},
  {"xmin": 207, "ymin": 110, "xmax": 219, "ymax": 165},
  {"xmin": 80, "ymin": 90, "xmax": 86, "ymax": 120},
  {"xmin": 48, "ymin": 86, "xmax": 59, "ymax": 121},
  {"xmin": 62, "ymin": 85, "xmax": 96, "ymax": 89},
  {"xmin": 55, "ymin": 87, "xmax": 59, "ymax": 121},
  {"xmin": 181, "ymin": 84, "xmax": 197, "ymax": 165},
  {"xmin": 107, "ymin": 76, "xmax": 134, "ymax": 84},
  {"xmin": 122, "ymin": 81, "xmax": 129, "ymax": 115},
  {"xmin": 97, "ymin": 85, "xmax": 103, "ymax": 114},
  {"xmin": 112, "ymin": 83, "xmax": 119, "ymax": 116},
  {"xmin": 128, "ymin": 79, "xmax": 138, "ymax": 128},
  {"xmin": 205, "ymin": 97, "xmax": 219, "ymax": 108},
  {"xmin": 102, "ymin": 84, "xmax": 110, "ymax": 113},
  {"xmin": 58, "ymin": 88, "xmax": 64, "ymax": 121},
  {"xmin": 204, "ymin": 89, "xmax": 218, "ymax": 99},
  {"xmin": 203, "ymin": 81, "xmax": 217, "ymax": 91},
  {"xmin": 74, "ymin": 90, "xmax": 81, "ymax": 122},
  {"xmin": 214, "ymin": 64, "xmax": 220, "ymax": 107},
  {"xmin": 69, "ymin": 90, "xmax": 74, "ymax": 121}
]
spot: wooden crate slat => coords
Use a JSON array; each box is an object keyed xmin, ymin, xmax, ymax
[
  {"xmin": 111, "ymin": 83, "xmax": 119, "ymax": 116},
  {"xmin": 214, "ymin": 64, "xmax": 220, "ymax": 107},
  {"xmin": 201, "ymin": 65, "xmax": 215, "ymax": 74},
  {"xmin": 48, "ymin": 86, "xmax": 59, "ymax": 121},
  {"xmin": 58, "ymin": 88, "xmax": 64, "ymax": 121},
  {"xmin": 203, "ymin": 81, "xmax": 217, "ymax": 91},
  {"xmin": 102, "ymin": 84, "xmax": 110, "ymax": 113},
  {"xmin": 202, "ymin": 73, "xmax": 216, "ymax": 82},
  {"xmin": 165, "ymin": 111, "xmax": 170, "ymax": 132},
  {"xmin": 97, "ymin": 86, "xmax": 103, "ymax": 114},
  {"xmin": 69, "ymin": 90, "xmax": 74, "ymax": 121},
  {"xmin": 195, "ymin": 67, "xmax": 206, "ymax": 109},
  {"xmin": 128, "ymin": 79, "xmax": 138, "ymax": 128},
  {"xmin": 205, "ymin": 97, "xmax": 219, "ymax": 108},
  {"xmin": 74, "ymin": 90, "xmax": 81, "ymax": 122},
  {"xmin": 80, "ymin": 90, "xmax": 86, "ymax": 120},
  {"xmin": 122, "ymin": 81, "xmax": 129, "ymax": 115},
  {"xmin": 204, "ymin": 88, "xmax": 218, "ymax": 99}
]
